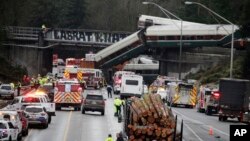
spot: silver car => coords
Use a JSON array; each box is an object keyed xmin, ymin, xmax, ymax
[
  {"xmin": 0, "ymin": 84, "xmax": 15, "ymax": 99},
  {"xmin": 24, "ymin": 106, "xmax": 49, "ymax": 129},
  {"xmin": 81, "ymin": 93, "xmax": 105, "ymax": 115}
]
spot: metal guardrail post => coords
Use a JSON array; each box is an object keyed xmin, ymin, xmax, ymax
[
  {"xmin": 180, "ymin": 119, "xmax": 183, "ymax": 141},
  {"xmin": 173, "ymin": 115, "xmax": 177, "ymax": 141}
]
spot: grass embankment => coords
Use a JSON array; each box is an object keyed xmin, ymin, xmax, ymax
[
  {"xmin": 186, "ymin": 51, "xmax": 249, "ymax": 84},
  {"xmin": 0, "ymin": 57, "xmax": 27, "ymax": 83}
]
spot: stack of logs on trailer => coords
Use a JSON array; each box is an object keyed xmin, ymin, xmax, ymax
[{"xmin": 123, "ymin": 94, "xmax": 183, "ymax": 141}]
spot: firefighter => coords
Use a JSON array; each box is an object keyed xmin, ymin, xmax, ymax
[
  {"xmin": 114, "ymin": 97, "xmax": 122, "ymax": 117},
  {"xmin": 105, "ymin": 134, "xmax": 113, "ymax": 141}
]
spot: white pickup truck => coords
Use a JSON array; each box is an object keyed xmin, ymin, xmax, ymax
[{"xmin": 5, "ymin": 95, "xmax": 56, "ymax": 123}]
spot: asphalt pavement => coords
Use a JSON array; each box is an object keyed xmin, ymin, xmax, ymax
[
  {"xmin": 172, "ymin": 107, "xmax": 246, "ymax": 141},
  {"xmin": 23, "ymin": 88, "xmax": 122, "ymax": 141},
  {"xmin": 20, "ymin": 88, "xmax": 247, "ymax": 141}
]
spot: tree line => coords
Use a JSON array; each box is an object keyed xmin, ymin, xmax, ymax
[{"xmin": 0, "ymin": 0, "xmax": 249, "ymax": 32}]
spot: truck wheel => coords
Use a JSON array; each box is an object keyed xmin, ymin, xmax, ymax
[
  {"xmin": 162, "ymin": 99, "xmax": 166, "ymax": 103},
  {"xmin": 56, "ymin": 106, "xmax": 61, "ymax": 110},
  {"xmin": 238, "ymin": 117, "xmax": 242, "ymax": 122},
  {"xmin": 82, "ymin": 109, "xmax": 85, "ymax": 114},
  {"xmin": 11, "ymin": 94, "xmax": 14, "ymax": 99},
  {"xmin": 23, "ymin": 128, "xmax": 29, "ymax": 136},
  {"xmin": 43, "ymin": 123, "xmax": 48, "ymax": 129},
  {"xmin": 17, "ymin": 133, "xmax": 22, "ymax": 141},
  {"xmin": 219, "ymin": 116, "xmax": 222, "ymax": 121},
  {"xmin": 205, "ymin": 109, "xmax": 211, "ymax": 115},
  {"xmin": 48, "ymin": 115, "xmax": 51, "ymax": 124},
  {"xmin": 101, "ymin": 110, "xmax": 105, "ymax": 116},
  {"xmin": 74, "ymin": 107, "xmax": 80, "ymax": 111},
  {"xmin": 222, "ymin": 116, "xmax": 227, "ymax": 121}
]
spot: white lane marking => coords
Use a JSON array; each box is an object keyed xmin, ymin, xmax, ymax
[
  {"xmin": 24, "ymin": 129, "xmax": 33, "ymax": 141},
  {"xmin": 173, "ymin": 109, "xmax": 229, "ymax": 136},
  {"xmin": 184, "ymin": 123, "xmax": 204, "ymax": 141},
  {"xmin": 63, "ymin": 111, "xmax": 72, "ymax": 141}
]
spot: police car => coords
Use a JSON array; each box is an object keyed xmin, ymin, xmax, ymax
[
  {"xmin": 0, "ymin": 120, "xmax": 19, "ymax": 141},
  {"xmin": 24, "ymin": 105, "xmax": 49, "ymax": 129},
  {"xmin": 0, "ymin": 110, "xmax": 23, "ymax": 139}
]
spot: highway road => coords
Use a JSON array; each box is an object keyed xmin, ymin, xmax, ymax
[
  {"xmin": 172, "ymin": 107, "xmax": 246, "ymax": 141},
  {"xmin": 23, "ymin": 88, "xmax": 123, "ymax": 141},
  {"xmin": 19, "ymin": 88, "xmax": 246, "ymax": 141}
]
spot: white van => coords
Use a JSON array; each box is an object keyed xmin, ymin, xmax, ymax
[
  {"xmin": 113, "ymin": 71, "xmax": 135, "ymax": 94},
  {"xmin": 120, "ymin": 74, "xmax": 143, "ymax": 99}
]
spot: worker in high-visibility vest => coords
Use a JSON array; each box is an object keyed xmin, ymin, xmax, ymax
[
  {"xmin": 114, "ymin": 97, "xmax": 123, "ymax": 117},
  {"xmin": 105, "ymin": 134, "xmax": 113, "ymax": 141},
  {"xmin": 10, "ymin": 83, "xmax": 15, "ymax": 89},
  {"xmin": 17, "ymin": 81, "xmax": 21, "ymax": 96}
]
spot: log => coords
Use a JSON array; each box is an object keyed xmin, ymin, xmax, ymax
[
  {"xmin": 141, "ymin": 117, "xmax": 147, "ymax": 125},
  {"xmin": 134, "ymin": 99, "xmax": 147, "ymax": 117},
  {"xmin": 150, "ymin": 94, "xmax": 162, "ymax": 117},
  {"xmin": 147, "ymin": 116, "xmax": 155, "ymax": 123},
  {"xmin": 126, "ymin": 94, "xmax": 180, "ymax": 141},
  {"xmin": 155, "ymin": 94, "xmax": 169, "ymax": 118},
  {"xmin": 131, "ymin": 103, "xmax": 142, "ymax": 117},
  {"xmin": 130, "ymin": 106, "xmax": 139, "ymax": 123},
  {"xmin": 143, "ymin": 94, "xmax": 157, "ymax": 115}
]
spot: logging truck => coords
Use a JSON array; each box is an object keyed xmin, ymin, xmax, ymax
[{"xmin": 123, "ymin": 94, "xmax": 183, "ymax": 141}]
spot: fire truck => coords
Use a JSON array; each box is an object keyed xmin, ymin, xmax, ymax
[
  {"xmin": 79, "ymin": 68, "xmax": 103, "ymax": 89},
  {"xmin": 52, "ymin": 54, "xmax": 65, "ymax": 78},
  {"xmin": 167, "ymin": 82, "xmax": 198, "ymax": 108},
  {"xmin": 65, "ymin": 58, "xmax": 104, "ymax": 89},
  {"xmin": 52, "ymin": 55, "xmax": 105, "ymax": 89},
  {"xmin": 54, "ymin": 78, "xmax": 83, "ymax": 110},
  {"xmin": 197, "ymin": 86, "xmax": 220, "ymax": 115}
]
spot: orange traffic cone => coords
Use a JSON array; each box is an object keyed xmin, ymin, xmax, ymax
[{"xmin": 209, "ymin": 127, "xmax": 214, "ymax": 135}]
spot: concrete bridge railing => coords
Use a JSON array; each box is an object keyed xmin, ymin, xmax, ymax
[{"xmin": 5, "ymin": 26, "xmax": 132, "ymax": 47}]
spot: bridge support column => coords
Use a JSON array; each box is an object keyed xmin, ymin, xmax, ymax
[{"xmin": 157, "ymin": 48, "xmax": 230, "ymax": 79}]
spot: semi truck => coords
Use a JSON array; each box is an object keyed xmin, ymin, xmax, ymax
[{"xmin": 218, "ymin": 78, "xmax": 250, "ymax": 122}]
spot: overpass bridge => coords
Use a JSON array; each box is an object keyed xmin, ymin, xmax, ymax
[
  {"xmin": 3, "ymin": 26, "xmax": 131, "ymax": 48},
  {"xmin": 1, "ymin": 15, "xmax": 246, "ymax": 77}
]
